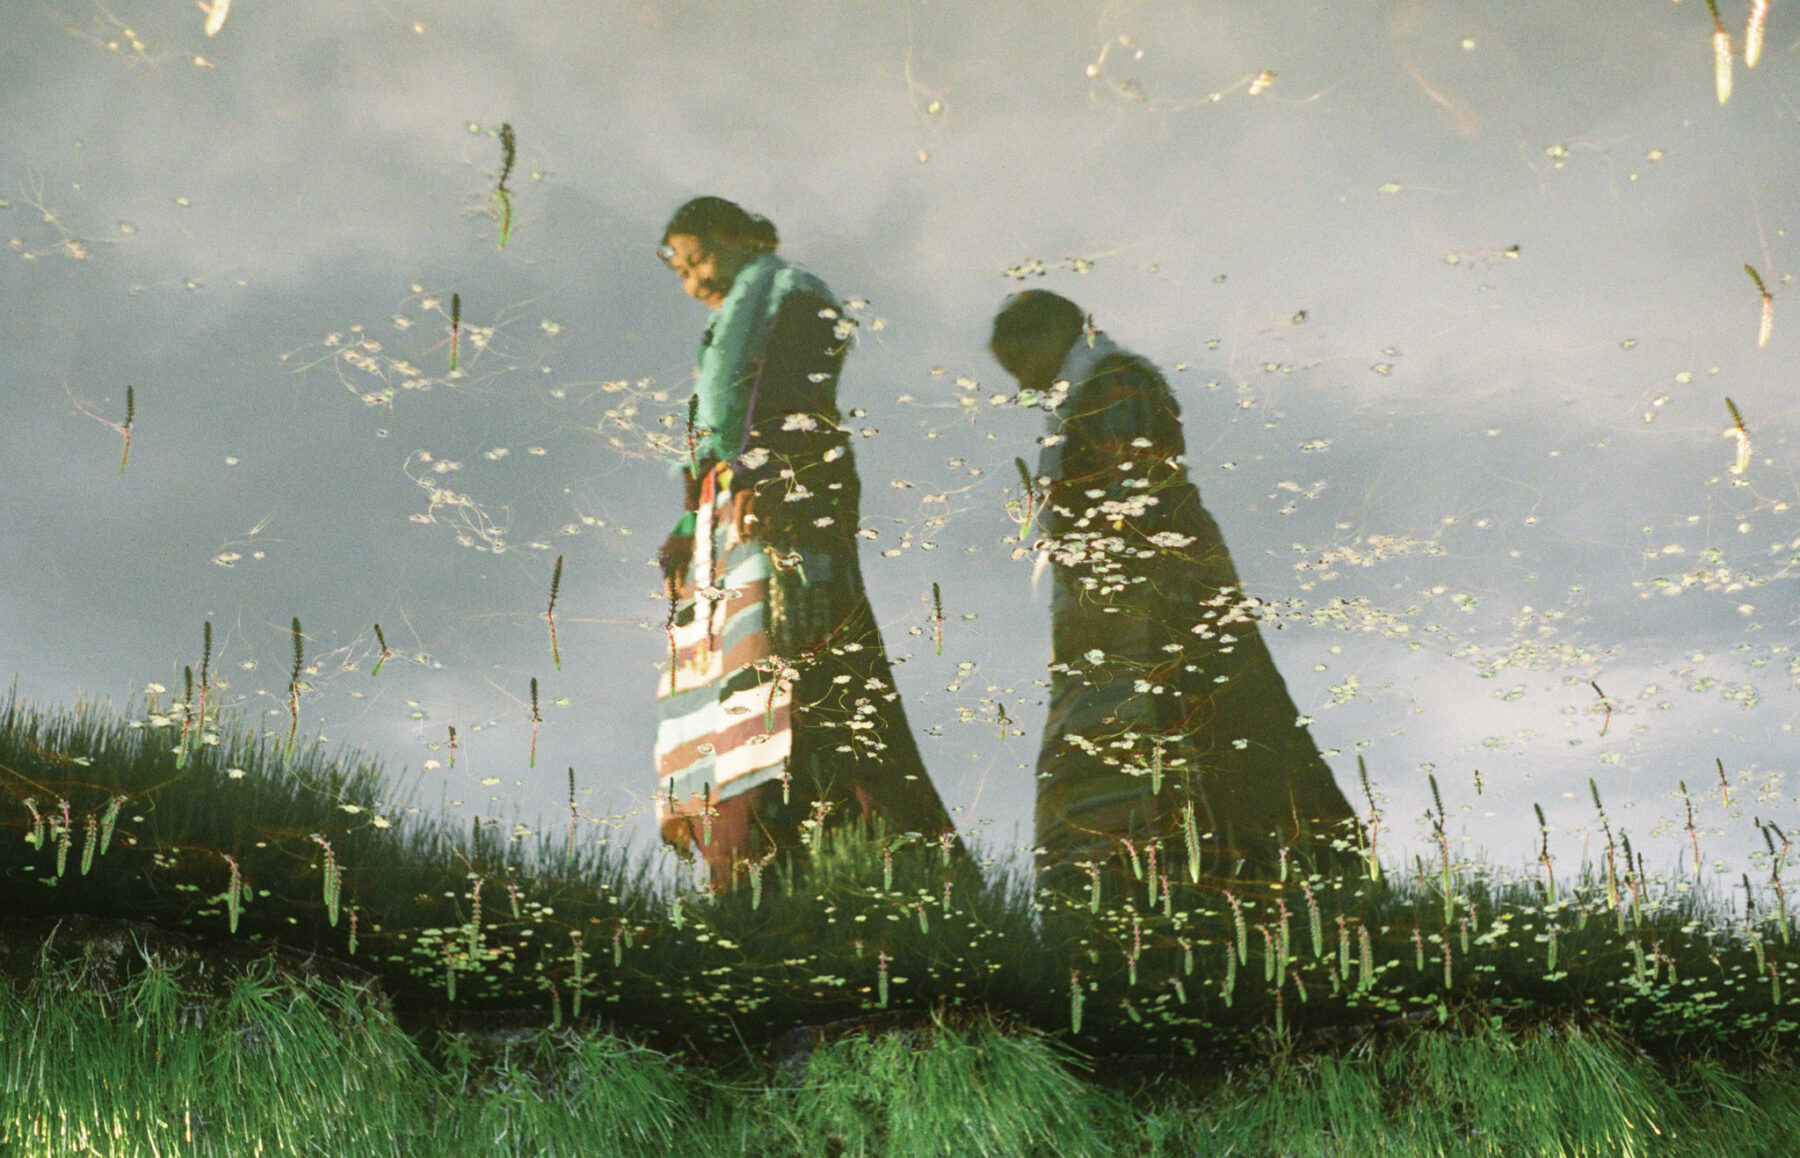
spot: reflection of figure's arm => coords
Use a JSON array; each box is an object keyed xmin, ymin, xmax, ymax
[
  {"xmin": 737, "ymin": 289, "xmax": 849, "ymax": 486},
  {"xmin": 737, "ymin": 290, "xmax": 857, "ymax": 552},
  {"xmin": 658, "ymin": 469, "xmax": 704, "ymax": 592}
]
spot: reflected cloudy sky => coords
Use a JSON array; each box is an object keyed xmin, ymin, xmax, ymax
[{"xmin": 2, "ymin": 0, "xmax": 1795, "ymax": 897}]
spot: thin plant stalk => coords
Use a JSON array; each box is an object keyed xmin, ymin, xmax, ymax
[
  {"xmin": 529, "ymin": 677, "xmax": 541, "ymax": 768},
  {"xmin": 1708, "ymin": 0, "xmax": 1733, "ymax": 103},
  {"xmin": 449, "ymin": 293, "xmax": 461, "ymax": 373},
  {"xmin": 494, "ymin": 123, "xmax": 516, "ymax": 250},
  {"xmin": 286, "ymin": 617, "xmax": 304, "ymax": 757},
  {"xmin": 547, "ymin": 555, "xmax": 563, "ymax": 671},
  {"xmin": 119, "ymin": 385, "xmax": 133, "ymax": 473}
]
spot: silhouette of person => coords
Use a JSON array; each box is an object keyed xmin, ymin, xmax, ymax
[
  {"xmin": 989, "ymin": 290, "xmax": 1360, "ymax": 898},
  {"xmin": 653, "ymin": 197, "xmax": 959, "ymax": 886}
]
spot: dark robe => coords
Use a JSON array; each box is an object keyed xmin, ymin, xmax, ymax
[{"xmin": 1031, "ymin": 342, "xmax": 1359, "ymax": 894}]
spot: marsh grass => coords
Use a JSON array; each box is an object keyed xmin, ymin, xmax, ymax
[
  {"xmin": 3, "ymin": 692, "xmax": 1799, "ymax": 1153},
  {"xmin": 5, "ymin": 947, "xmax": 1800, "ymax": 1155}
]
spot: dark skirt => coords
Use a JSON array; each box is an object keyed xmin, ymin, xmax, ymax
[{"xmin": 1034, "ymin": 491, "xmax": 1361, "ymax": 894}]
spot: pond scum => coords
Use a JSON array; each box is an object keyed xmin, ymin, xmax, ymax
[{"xmin": 1, "ymin": 693, "xmax": 1797, "ymax": 1155}]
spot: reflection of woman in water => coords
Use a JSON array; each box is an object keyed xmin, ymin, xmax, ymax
[
  {"xmin": 653, "ymin": 197, "xmax": 956, "ymax": 883},
  {"xmin": 989, "ymin": 291, "xmax": 1359, "ymax": 892}
]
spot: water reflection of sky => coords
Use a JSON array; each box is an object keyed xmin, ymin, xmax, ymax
[{"xmin": 2, "ymin": 0, "xmax": 1795, "ymax": 898}]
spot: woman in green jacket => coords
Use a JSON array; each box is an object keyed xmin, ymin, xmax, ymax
[{"xmin": 652, "ymin": 197, "xmax": 957, "ymax": 887}]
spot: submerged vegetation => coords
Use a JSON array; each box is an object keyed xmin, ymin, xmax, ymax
[{"xmin": 2, "ymin": 691, "xmax": 1796, "ymax": 1152}]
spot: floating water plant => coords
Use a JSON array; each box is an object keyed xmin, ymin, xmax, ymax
[
  {"xmin": 176, "ymin": 664, "xmax": 195, "ymax": 767},
  {"xmin": 1707, "ymin": 0, "xmax": 1733, "ymax": 103},
  {"xmin": 664, "ymin": 584, "xmax": 679, "ymax": 695},
  {"xmin": 685, "ymin": 393, "xmax": 699, "ymax": 473},
  {"xmin": 1431, "ymin": 774, "xmax": 1457, "ymax": 918},
  {"xmin": 494, "ymin": 123, "xmax": 515, "ymax": 250},
  {"xmin": 311, "ymin": 832, "xmax": 341, "ymax": 927},
  {"xmin": 467, "ymin": 873, "xmax": 483, "ymax": 959},
  {"xmin": 98, "ymin": 793, "xmax": 123, "ymax": 855},
  {"xmin": 1304, "ymin": 880, "xmax": 1324, "ymax": 957},
  {"xmin": 1725, "ymin": 396, "xmax": 1753, "ymax": 475},
  {"xmin": 21, "ymin": 796, "xmax": 42, "ymax": 850},
  {"xmin": 1534, "ymin": 801, "xmax": 1556, "ymax": 902},
  {"xmin": 449, "ymin": 292, "xmax": 461, "ymax": 373},
  {"xmin": 79, "ymin": 812, "xmax": 97, "ymax": 875},
  {"xmin": 199, "ymin": 0, "xmax": 229, "ymax": 37},
  {"xmin": 119, "ymin": 384, "xmax": 133, "ymax": 473},
  {"xmin": 1762, "ymin": 819, "xmax": 1791, "ymax": 945},
  {"xmin": 1357, "ymin": 755, "xmax": 1383, "ymax": 881},
  {"xmin": 1746, "ymin": 264, "xmax": 1774, "ymax": 346},
  {"xmin": 372, "ymin": 622, "xmax": 390, "ymax": 676},
  {"xmin": 1011, "ymin": 456, "xmax": 1036, "ymax": 540},
  {"xmin": 546, "ymin": 555, "xmax": 563, "ymax": 671},
  {"xmin": 1680, "ymin": 779, "xmax": 1703, "ymax": 878},
  {"xmin": 931, "ymin": 581, "xmax": 944, "ymax": 655},
  {"xmin": 55, "ymin": 797, "xmax": 70, "ymax": 877},
  {"xmin": 529, "ymin": 676, "xmax": 541, "ymax": 767},
  {"xmin": 1182, "ymin": 800, "xmax": 1200, "ymax": 883},
  {"xmin": 566, "ymin": 767, "xmax": 578, "ymax": 861},
  {"xmin": 286, "ymin": 616, "xmax": 304, "ymax": 756},
  {"xmin": 1224, "ymin": 888, "xmax": 1247, "ymax": 965},
  {"xmin": 195, "ymin": 621, "xmax": 211, "ymax": 749},
  {"xmin": 221, "ymin": 851, "xmax": 242, "ymax": 934}
]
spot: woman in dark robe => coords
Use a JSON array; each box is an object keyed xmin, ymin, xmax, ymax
[
  {"xmin": 989, "ymin": 290, "xmax": 1361, "ymax": 896},
  {"xmin": 653, "ymin": 197, "xmax": 957, "ymax": 886}
]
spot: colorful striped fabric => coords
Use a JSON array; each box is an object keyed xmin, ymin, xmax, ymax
[{"xmin": 656, "ymin": 465, "xmax": 795, "ymax": 826}]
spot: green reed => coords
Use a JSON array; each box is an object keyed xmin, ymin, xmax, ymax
[
  {"xmin": 285, "ymin": 616, "xmax": 304, "ymax": 757},
  {"xmin": 546, "ymin": 555, "xmax": 563, "ymax": 671},
  {"xmin": 449, "ymin": 292, "xmax": 461, "ymax": 372},
  {"xmin": 493, "ymin": 123, "xmax": 515, "ymax": 250},
  {"xmin": 118, "ymin": 384, "xmax": 133, "ymax": 473}
]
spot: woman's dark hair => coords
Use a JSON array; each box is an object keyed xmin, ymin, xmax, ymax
[
  {"xmin": 661, "ymin": 196, "xmax": 779, "ymax": 253},
  {"xmin": 989, "ymin": 289, "xmax": 1086, "ymax": 366}
]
